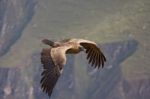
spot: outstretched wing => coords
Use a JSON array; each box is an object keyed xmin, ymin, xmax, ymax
[
  {"xmin": 78, "ymin": 39, "xmax": 106, "ymax": 68},
  {"xmin": 40, "ymin": 48, "xmax": 61, "ymax": 97},
  {"xmin": 40, "ymin": 45, "xmax": 73, "ymax": 97}
]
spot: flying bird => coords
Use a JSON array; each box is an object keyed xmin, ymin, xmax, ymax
[{"xmin": 40, "ymin": 38, "xmax": 106, "ymax": 97}]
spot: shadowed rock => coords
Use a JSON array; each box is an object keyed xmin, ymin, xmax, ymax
[
  {"xmin": 0, "ymin": 39, "xmax": 147, "ymax": 99},
  {"xmin": 0, "ymin": 0, "xmax": 36, "ymax": 56},
  {"xmin": 85, "ymin": 39, "xmax": 138, "ymax": 99}
]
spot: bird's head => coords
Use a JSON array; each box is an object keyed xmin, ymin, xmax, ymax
[{"xmin": 79, "ymin": 46, "xmax": 85, "ymax": 52}]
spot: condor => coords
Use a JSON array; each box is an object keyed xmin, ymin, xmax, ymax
[{"xmin": 40, "ymin": 38, "xmax": 106, "ymax": 97}]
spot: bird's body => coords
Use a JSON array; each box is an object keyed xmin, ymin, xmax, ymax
[{"xmin": 40, "ymin": 38, "xmax": 106, "ymax": 97}]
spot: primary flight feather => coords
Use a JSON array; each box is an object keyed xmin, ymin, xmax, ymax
[{"xmin": 40, "ymin": 38, "xmax": 106, "ymax": 97}]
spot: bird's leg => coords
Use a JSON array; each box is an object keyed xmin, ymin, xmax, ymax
[
  {"xmin": 60, "ymin": 69, "xmax": 63, "ymax": 74},
  {"xmin": 59, "ymin": 65, "xmax": 64, "ymax": 74},
  {"xmin": 56, "ymin": 65, "xmax": 63, "ymax": 74}
]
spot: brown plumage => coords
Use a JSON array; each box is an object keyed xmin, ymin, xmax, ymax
[{"xmin": 40, "ymin": 38, "xmax": 106, "ymax": 97}]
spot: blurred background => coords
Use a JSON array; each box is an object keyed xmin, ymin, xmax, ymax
[{"xmin": 0, "ymin": 0, "xmax": 150, "ymax": 99}]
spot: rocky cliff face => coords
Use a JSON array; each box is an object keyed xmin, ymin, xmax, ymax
[
  {"xmin": 107, "ymin": 78, "xmax": 150, "ymax": 99},
  {"xmin": 1, "ymin": 39, "xmax": 149, "ymax": 99},
  {"xmin": 0, "ymin": 0, "xmax": 150, "ymax": 99},
  {"xmin": 0, "ymin": 0, "xmax": 36, "ymax": 56}
]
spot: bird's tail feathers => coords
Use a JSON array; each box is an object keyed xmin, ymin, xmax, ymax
[{"xmin": 42, "ymin": 39, "xmax": 55, "ymax": 47}]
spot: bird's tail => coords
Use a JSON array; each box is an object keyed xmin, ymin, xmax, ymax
[{"xmin": 42, "ymin": 39, "xmax": 55, "ymax": 47}]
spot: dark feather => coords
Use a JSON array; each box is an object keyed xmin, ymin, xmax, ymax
[
  {"xmin": 40, "ymin": 48, "xmax": 61, "ymax": 97},
  {"xmin": 80, "ymin": 43, "xmax": 106, "ymax": 68},
  {"xmin": 42, "ymin": 39, "xmax": 55, "ymax": 47}
]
